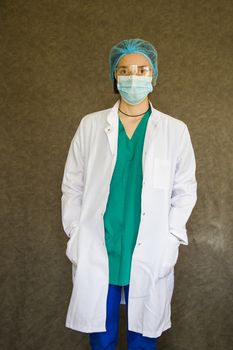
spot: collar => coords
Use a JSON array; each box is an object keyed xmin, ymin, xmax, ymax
[{"xmin": 105, "ymin": 99, "xmax": 161, "ymax": 128}]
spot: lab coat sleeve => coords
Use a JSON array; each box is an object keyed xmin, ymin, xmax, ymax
[
  {"xmin": 61, "ymin": 119, "xmax": 85, "ymax": 239},
  {"xmin": 169, "ymin": 125, "xmax": 197, "ymax": 245}
]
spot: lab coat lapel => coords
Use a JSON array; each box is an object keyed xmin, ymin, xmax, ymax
[{"xmin": 104, "ymin": 100, "xmax": 120, "ymax": 156}]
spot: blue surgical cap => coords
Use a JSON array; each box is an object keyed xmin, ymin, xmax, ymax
[{"xmin": 109, "ymin": 38, "xmax": 158, "ymax": 86}]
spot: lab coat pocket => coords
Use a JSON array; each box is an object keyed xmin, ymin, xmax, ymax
[
  {"xmin": 72, "ymin": 263, "xmax": 77, "ymax": 284},
  {"xmin": 152, "ymin": 158, "xmax": 170, "ymax": 189},
  {"xmin": 144, "ymin": 272, "xmax": 171, "ymax": 318},
  {"xmin": 158, "ymin": 233, "xmax": 180, "ymax": 279},
  {"xmin": 129, "ymin": 259, "xmax": 154, "ymax": 298},
  {"xmin": 66, "ymin": 230, "xmax": 79, "ymax": 266}
]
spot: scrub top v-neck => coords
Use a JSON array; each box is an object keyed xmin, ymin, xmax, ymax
[{"xmin": 103, "ymin": 106, "xmax": 152, "ymax": 286}]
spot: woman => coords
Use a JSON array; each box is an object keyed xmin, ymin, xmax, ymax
[{"xmin": 61, "ymin": 38, "xmax": 197, "ymax": 350}]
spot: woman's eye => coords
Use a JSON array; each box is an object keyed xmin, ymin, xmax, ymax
[
  {"xmin": 140, "ymin": 67, "xmax": 150, "ymax": 75},
  {"xmin": 119, "ymin": 69, "xmax": 126, "ymax": 74}
]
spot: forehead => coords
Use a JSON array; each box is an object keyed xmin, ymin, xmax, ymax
[{"xmin": 117, "ymin": 53, "xmax": 151, "ymax": 67}]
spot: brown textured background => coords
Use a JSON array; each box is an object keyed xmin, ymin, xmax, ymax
[{"xmin": 1, "ymin": 0, "xmax": 233, "ymax": 349}]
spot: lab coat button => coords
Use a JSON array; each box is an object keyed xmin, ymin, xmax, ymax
[{"xmin": 142, "ymin": 212, "xmax": 146, "ymax": 216}]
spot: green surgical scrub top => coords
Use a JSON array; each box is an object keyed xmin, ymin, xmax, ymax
[{"xmin": 103, "ymin": 106, "xmax": 152, "ymax": 286}]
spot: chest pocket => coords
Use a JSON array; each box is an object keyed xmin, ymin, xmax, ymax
[
  {"xmin": 145, "ymin": 154, "xmax": 171, "ymax": 189},
  {"xmin": 153, "ymin": 158, "xmax": 170, "ymax": 189}
]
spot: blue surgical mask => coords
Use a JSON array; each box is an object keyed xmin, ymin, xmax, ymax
[{"xmin": 117, "ymin": 75, "xmax": 153, "ymax": 105}]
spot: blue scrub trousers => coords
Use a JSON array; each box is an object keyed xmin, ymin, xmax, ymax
[{"xmin": 89, "ymin": 284, "xmax": 158, "ymax": 350}]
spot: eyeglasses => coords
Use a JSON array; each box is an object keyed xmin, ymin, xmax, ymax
[{"xmin": 115, "ymin": 64, "xmax": 152, "ymax": 77}]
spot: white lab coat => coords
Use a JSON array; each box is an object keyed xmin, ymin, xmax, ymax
[{"xmin": 61, "ymin": 99, "xmax": 197, "ymax": 338}]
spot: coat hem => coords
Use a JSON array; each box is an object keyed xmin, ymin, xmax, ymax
[
  {"xmin": 127, "ymin": 321, "xmax": 171, "ymax": 338},
  {"xmin": 65, "ymin": 321, "xmax": 171, "ymax": 338},
  {"xmin": 65, "ymin": 321, "xmax": 106, "ymax": 333},
  {"xmin": 142, "ymin": 322, "xmax": 171, "ymax": 338}
]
